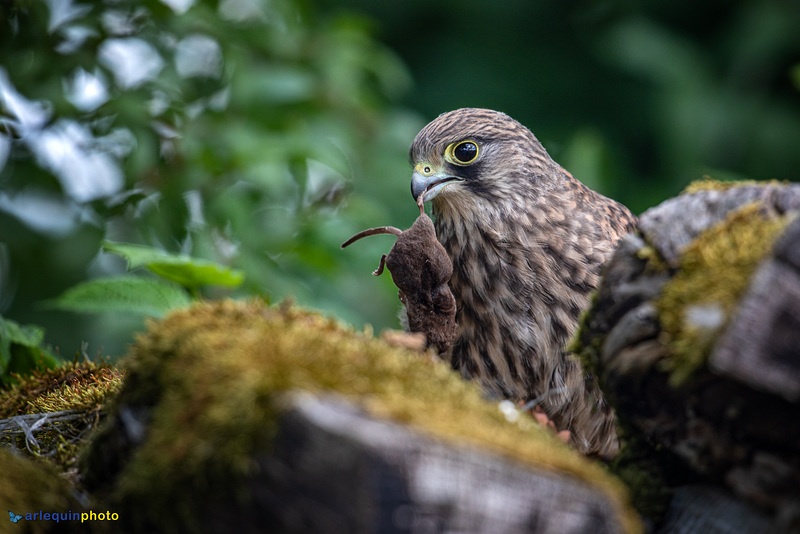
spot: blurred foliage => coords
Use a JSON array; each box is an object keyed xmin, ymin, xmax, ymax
[
  {"xmin": 330, "ymin": 0, "xmax": 800, "ymax": 212},
  {"xmin": 50, "ymin": 274, "xmax": 192, "ymax": 318},
  {"xmin": 0, "ymin": 0, "xmax": 422, "ymax": 358},
  {"xmin": 1, "ymin": 0, "xmax": 799, "ymax": 361},
  {"xmin": 48, "ymin": 241, "xmax": 244, "ymax": 320},
  {"xmin": 0, "ymin": 315, "xmax": 58, "ymax": 386},
  {"xmin": 100, "ymin": 240, "xmax": 244, "ymax": 290}
]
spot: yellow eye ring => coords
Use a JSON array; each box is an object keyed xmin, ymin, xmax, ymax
[{"xmin": 445, "ymin": 140, "xmax": 479, "ymax": 165}]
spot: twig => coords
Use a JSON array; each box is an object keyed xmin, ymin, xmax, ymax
[
  {"xmin": 0, "ymin": 410, "xmax": 87, "ymax": 433},
  {"xmin": 0, "ymin": 409, "xmax": 105, "ymax": 457}
]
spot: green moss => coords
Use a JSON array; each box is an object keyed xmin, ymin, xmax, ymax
[
  {"xmin": 609, "ymin": 429, "xmax": 674, "ymax": 524},
  {"xmin": 0, "ymin": 361, "xmax": 123, "ymax": 418},
  {"xmin": 569, "ymin": 291, "xmax": 604, "ymax": 378},
  {"xmin": 97, "ymin": 299, "xmax": 642, "ymax": 534},
  {"xmin": 657, "ymin": 203, "xmax": 794, "ymax": 385},
  {"xmin": 0, "ymin": 361, "xmax": 123, "ymax": 470},
  {"xmin": 636, "ymin": 244, "xmax": 670, "ymax": 273},
  {"xmin": 681, "ymin": 177, "xmax": 786, "ymax": 195},
  {"xmin": 0, "ymin": 449, "xmax": 84, "ymax": 534}
]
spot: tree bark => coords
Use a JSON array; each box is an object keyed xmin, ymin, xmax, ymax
[
  {"xmin": 242, "ymin": 392, "xmax": 629, "ymax": 534},
  {"xmin": 576, "ymin": 183, "xmax": 800, "ymax": 533}
]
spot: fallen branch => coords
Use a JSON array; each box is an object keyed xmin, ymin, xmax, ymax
[{"xmin": 0, "ymin": 409, "xmax": 104, "ymax": 457}]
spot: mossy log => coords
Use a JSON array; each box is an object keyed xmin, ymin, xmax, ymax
[
  {"xmin": 574, "ymin": 181, "xmax": 800, "ymax": 533},
  {"xmin": 235, "ymin": 392, "xmax": 621, "ymax": 534},
  {"xmin": 0, "ymin": 449, "xmax": 85, "ymax": 534},
  {"xmin": 80, "ymin": 300, "xmax": 640, "ymax": 534}
]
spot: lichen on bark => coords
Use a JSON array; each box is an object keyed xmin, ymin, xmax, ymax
[{"xmin": 657, "ymin": 202, "xmax": 794, "ymax": 385}]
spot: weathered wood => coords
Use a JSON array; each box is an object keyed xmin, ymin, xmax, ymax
[
  {"xmin": 637, "ymin": 184, "xmax": 800, "ymax": 267},
  {"xmin": 249, "ymin": 392, "xmax": 628, "ymax": 534},
  {"xmin": 575, "ymin": 182, "xmax": 800, "ymax": 532},
  {"xmin": 711, "ymin": 258, "xmax": 800, "ymax": 402},
  {"xmin": 775, "ymin": 216, "xmax": 800, "ymax": 270},
  {"xmin": 657, "ymin": 485, "xmax": 772, "ymax": 534}
]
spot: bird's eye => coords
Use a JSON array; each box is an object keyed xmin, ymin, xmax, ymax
[{"xmin": 448, "ymin": 141, "xmax": 479, "ymax": 165}]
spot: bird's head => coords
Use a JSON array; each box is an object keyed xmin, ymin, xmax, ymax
[{"xmin": 410, "ymin": 108, "xmax": 560, "ymax": 216}]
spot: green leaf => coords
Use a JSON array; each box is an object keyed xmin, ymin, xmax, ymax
[
  {"xmin": 0, "ymin": 315, "xmax": 44, "ymax": 348},
  {"xmin": 102, "ymin": 241, "xmax": 177, "ymax": 269},
  {"xmin": 48, "ymin": 276, "xmax": 192, "ymax": 318},
  {"xmin": 102, "ymin": 241, "xmax": 245, "ymax": 289},
  {"xmin": 0, "ymin": 315, "xmax": 43, "ymax": 369},
  {"xmin": 0, "ymin": 315, "xmax": 58, "ymax": 384}
]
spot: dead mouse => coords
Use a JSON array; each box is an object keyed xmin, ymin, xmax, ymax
[{"xmin": 342, "ymin": 191, "xmax": 457, "ymax": 353}]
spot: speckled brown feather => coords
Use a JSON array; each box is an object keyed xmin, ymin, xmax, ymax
[{"xmin": 410, "ymin": 108, "xmax": 637, "ymax": 457}]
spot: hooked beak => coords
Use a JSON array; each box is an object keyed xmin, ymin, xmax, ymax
[{"xmin": 411, "ymin": 164, "xmax": 463, "ymax": 203}]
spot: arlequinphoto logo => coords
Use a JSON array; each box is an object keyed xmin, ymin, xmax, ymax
[{"xmin": 7, "ymin": 509, "xmax": 119, "ymax": 524}]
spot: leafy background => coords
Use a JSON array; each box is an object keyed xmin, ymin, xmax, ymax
[{"xmin": 1, "ymin": 0, "xmax": 799, "ymax": 370}]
